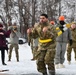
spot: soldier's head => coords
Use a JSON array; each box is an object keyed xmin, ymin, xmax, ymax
[
  {"xmin": 71, "ymin": 22, "xmax": 76, "ymax": 29},
  {"xmin": 12, "ymin": 22, "xmax": 17, "ymax": 30},
  {"xmin": 59, "ymin": 16, "xmax": 65, "ymax": 25},
  {"xmin": 40, "ymin": 14, "xmax": 48, "ymax": 24}
]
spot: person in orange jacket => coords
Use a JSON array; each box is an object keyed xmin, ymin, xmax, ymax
[{"xmin": 54, "ymin": 16, "xmax": 72, "ymax": 69}]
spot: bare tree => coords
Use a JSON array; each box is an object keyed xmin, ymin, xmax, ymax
[{"xmin": 1, "ymin": 0, "xmax": 75, "ymax": 38}]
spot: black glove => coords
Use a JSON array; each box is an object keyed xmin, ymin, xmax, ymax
[
  {"xmin": 59, "ymin": 26, "xmax": 64, "ymax": 32},
  {"xmin": 28, "ymin": 42, "xmax": 30, "ymax": 46},
  {"xmin": 69, "ymin": 39, "xmax": 73, "ymax": 46}
]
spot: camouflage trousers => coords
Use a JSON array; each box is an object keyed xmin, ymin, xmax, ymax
[
  {"xmin": 32, "ymin": 46, "xmax": 38, "ymax": 59},
  {"xmin": 8, "ymin": 44, "xmax": 19, "ymax": 61},
  {"xmin": 67, "ymin": 43, "xmax": 76, "ymax": 61},
  {"xmin": 36, "ymin": 49, "xmax": 55, "ymax": 73}
]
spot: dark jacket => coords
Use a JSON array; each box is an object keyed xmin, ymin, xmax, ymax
[{"xmin": 0, "ymin": 29, "xmax": 11, "ymax": 50}]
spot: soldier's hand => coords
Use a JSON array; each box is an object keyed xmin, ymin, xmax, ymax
[
  {"xmin": 27, "ymin": 28, "xmax": 32, "ymax": 34},
  {"xmin": 42, "ymin": 27, "xmax": 48, "ymax": 33},
  {"xmin": 59, "ymin": 26, "xmax": 64, "ymax": 32},
  {"xmin": 69, "ymin": 39, "xmax": 73, "ymax": 46},
  {"xmin": 71, "ymin": 24, "xmax": 76, "ymax": 29}
]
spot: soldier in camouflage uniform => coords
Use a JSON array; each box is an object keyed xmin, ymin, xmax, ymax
[
  {"xmin": 27, "ymin": 32, "xmax": 38, "ymax": 60},
  {"xmin": 67, "ymin": 22, "xmax": 76, "ymax": 64},
  {"xmin": 27, "ymin": 31, "xmax": 33, "ymax": 50},
  {"xmin": 32, "ymin": 38, "xmax": 39, "ymax": 60},
  {"xmin": 8, "ymin": 23, "xmax": 21, "ymax": 62},
  {"xmin": 27, "ymin": 14, "xmax": 58, "ymax": 75}
]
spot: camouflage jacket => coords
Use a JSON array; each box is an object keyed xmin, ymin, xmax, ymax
[
  {"xmin": 31, "ymin": 22, "xmax": 57, "ymax": 51},
  {"xmin": 71, "ymin": 28, "xmax": 76, "ymax": 42}
]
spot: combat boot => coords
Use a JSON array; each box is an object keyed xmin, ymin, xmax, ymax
[
  {"xmin": 42, "ymin": 72, "xmax": 48, "ymax": 75},
  {"xmin": 49, "ymin": 70, "xmax": 55, "ymax": 75},
  {"xmin": 8, "ymin": 59, "xmax": 11, "ymax": 61},
  {"xmin": 8, "ymin": 55, "xmax": 11, "ymax": 61},
  {"xmin": 17, "ymin": 57, "xmax": 19, "ymax": 62},
  {"xmin": 17, "ymin": 59, "xmax": 19, "ymax": 62}
]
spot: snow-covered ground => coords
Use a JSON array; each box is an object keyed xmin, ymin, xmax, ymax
[{"xmin": 0, "ymin": 43, "xmax": 76, "ymax": 75}]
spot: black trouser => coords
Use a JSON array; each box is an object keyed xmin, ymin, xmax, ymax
[{"xmin": 1, "ymin": 49, "xmax": 5, "ymax": 64}]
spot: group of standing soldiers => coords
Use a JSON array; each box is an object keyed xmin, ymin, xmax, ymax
[
  {"xmin": 27, "ymin": 14, "xmax": 76, "ymax": 75},
  {"xmin": 0, "ymin": 22, "xmax": 21, "ymax": 65}
]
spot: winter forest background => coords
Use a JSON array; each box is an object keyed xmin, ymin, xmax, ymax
[{"xmin": 0, "ymin": 0, "xmax": 76, "ymax": 39}]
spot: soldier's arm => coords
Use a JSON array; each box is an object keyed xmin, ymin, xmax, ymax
[
  {"xmin": 68, "ymin": 29, "xmax": 72, "ymax": 40},
  {"xmin": 27, "ymin": 34, "xmax": 31, "ymax": 46},
  {"xmin": 47, "ymin": 25, "xmax": 58, "ymax": 38},
  {"xmin": 31, "ymin": 24, "xmax": 39, "ymax": 39},
  {"xmin": 15, "ymin": 31, "xmax": 21, "ymax": 38}
]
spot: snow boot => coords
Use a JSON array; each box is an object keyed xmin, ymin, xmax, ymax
[
  {"xmin": 59, "ymin": 64, "xmax": 65, "ymax": 68},
  {"xmin": 55, "ymin": 64, "xmax": 59, "ymax": 69}
]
